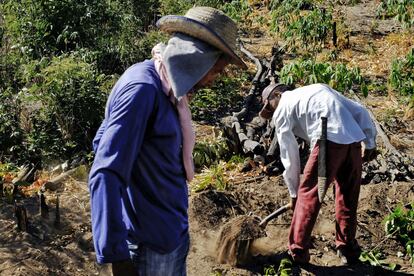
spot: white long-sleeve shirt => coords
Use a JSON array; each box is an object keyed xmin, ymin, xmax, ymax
[{"xmin": 272, "ymin": 84, "xmax": 377, "ymax": 198}]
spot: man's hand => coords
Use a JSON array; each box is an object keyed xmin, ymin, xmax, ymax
[
  {"xmin": 112, "ymin": 260, "xmax": 137, "ymax": 276},
  {"xmin": 363, "ymin": 147, "xmax": 378, "ymax": 163},
  {"xmin": 288, "ymin": 197, "xmax": 297, "ymax": 211}
]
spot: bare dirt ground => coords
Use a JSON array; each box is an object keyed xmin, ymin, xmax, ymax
[{"xmin": 1, "ymin": 1, "xmax": 413, "ymax": 276}]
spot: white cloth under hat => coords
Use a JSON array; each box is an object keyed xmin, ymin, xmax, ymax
[{"xmin": 151, "ymin": 34, "xmax": 221, "ymax": 181}]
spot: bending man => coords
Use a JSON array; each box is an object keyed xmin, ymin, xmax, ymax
[{"xmin": 259, "ymin": 83, "xmax": 377, "ymax": 265}]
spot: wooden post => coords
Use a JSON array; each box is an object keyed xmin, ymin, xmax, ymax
[
  {"xmin": 39, "ymin": 192, "xmax": 49, "ymax": 219},
  {"xmin": 14, "ymin": 201, "xmax": 28, "ymax": 232},
  {"xmin": 12, "ymin": 182, "xmax": 19, "ymax": 197},
  {"xmin": 54, "ymin": 195, "xmax": 60, "ymax": 228},
  {"xmin": 333, "ymin": 21, "xmax": 337, "ymax": 48}
]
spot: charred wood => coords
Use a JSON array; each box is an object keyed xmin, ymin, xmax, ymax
[
  {"xmin": 14, "ymin": 201, "xmax": 28, "ymax": 232},
  {"xmin": 39, "ymin": 192, "xmax": 49, "ymax": 219},
  {"xmin": 54, "ymin": 195, "xmax": 60, "ymax": 228}
]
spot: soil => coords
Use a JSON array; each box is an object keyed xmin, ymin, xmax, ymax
[{"xmin": 1, "ymin": 1, "xmax": 414, "ymax": 276}]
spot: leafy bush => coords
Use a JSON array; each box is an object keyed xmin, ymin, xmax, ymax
[
  {"xmin": 20, "ymin": 55, "xmax": 110, "ymax": 163},
  {"xmin": 191, "ymin": 72, "xmax": 247, "ymax": 122},
  {"xmin": 263, "ymin": 265, "xmax": 277, "ymax": 275},
  {"xmin": 160, "ymin": 0, "xmax": 227, "ymax": 16},
  {"xmin": 359, "ymin": 250, "xmax": 397, "ymax": 270},
  {"xmin": 2, "ymin": 0, "xmax": 121, "ymax": 57},
  {"xmin": 279, "ymin": 59, "xmax": 367, "ymax": 94},
  {"xmin": 0, "ymin": 88, "xmax": 25, "ymax": 162},
  {"xmin": 1, "ymin": 0, "xmax": 161, "ymax": 74},
  {"xmin": 276, "ymin": 7, "xmax": 333, "ymax": 54},
  {"xmin": 389, "ymin": 48, "xmax": 414, "ymax": 96},
  {"xmin": 93, "ymin": 30, "xmax": 167, "ymax": 75},
  {"xmin": 271, "ymin": 0, "xmax": 327, "ymax": 53},
  {"xmin": 277, "ymin": 258, "xmax": 293, "ymax": 276},
  {"xmin": 193, "ymin": 139, "xmax": 229, "ymax": 170},
  {"xmin": 192, "ymin": 161, "xmax": 229, "ymax": 192},
  {"xmin": 192, "ymin": 157, "xmax": 245, "ymax": 192},
  {"xmin": 192, "ymin": 128, "xmax": 246, "ymax": 170},
  {"xmin": 269, "ymin": 0, "xmax": 314, "ymax": 13},
  {"xmin": 377, "ymin": 0, "xmax": 414, "ymax": 28},
  {"xmin": 384, "ymin": 204, "xmax": 414, "ymax": 264},
  {"xmin": 222, "ymin": 0, "xmax": 252, "ymax": 22}
]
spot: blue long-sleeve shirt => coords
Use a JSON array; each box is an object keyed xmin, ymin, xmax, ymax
[{"xmin": 89, "ymin": 60, "xmax": 188, "ymax": 264}]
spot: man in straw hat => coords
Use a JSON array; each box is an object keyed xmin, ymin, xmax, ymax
[
  {"xmin": 88, "ymin": 6, "xmax": 246, "ymax": 276},
  {"xmin": 258, "ymin": 83, "xmax": 377, "ymax": 265}
]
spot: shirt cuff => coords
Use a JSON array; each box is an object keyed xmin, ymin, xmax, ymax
[{"xmin": 96, "ymin": 251, "xmax": 131, "ymax": 264}]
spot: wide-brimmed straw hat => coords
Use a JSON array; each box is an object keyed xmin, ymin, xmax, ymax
[{"xmin": 156, "ymin": 6, "xmax": 247, "ymax": 69}]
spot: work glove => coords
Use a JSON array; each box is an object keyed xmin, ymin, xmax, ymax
[
  {"xmin": 112, "ymin": 260, "xmax": 137, "ymax": 276},
  {"xmin": 288, "ymin": 197, "xmax": 297, "ymax": 211},
  {"xmin": 363, "ymin": 147, "xmax": 378, "ymax": 163}
]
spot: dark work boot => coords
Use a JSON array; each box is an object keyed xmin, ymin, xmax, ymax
[
  {"xmin": 288, "ymin": 249, "xmax": 310, "ymax": 264},
  {"xmin": 336, "ymin": 242, "xmax": 361, "ymax": 265}
]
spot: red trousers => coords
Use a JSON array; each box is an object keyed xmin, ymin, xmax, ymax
[{"xmin": 288, "ymin": 141, "xmax": 362, "ymax": 258}]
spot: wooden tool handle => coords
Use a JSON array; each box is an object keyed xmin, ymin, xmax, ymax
[{"xmin": 259, "ymin": 204, "xmax": 290, "ymax": 227}]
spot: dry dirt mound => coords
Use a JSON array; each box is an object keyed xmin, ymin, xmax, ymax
[
  {"xmin": 188, "ymin": 177, "xmax": 414, "ymax": 275},
  {"xmin": 0, "ymin": 174, "xmax": 99, "ymax": 276}
]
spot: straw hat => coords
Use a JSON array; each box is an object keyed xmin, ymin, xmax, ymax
[{"xmin": 156, "ymin": 6, "xmax": 247, "ymax": 69}]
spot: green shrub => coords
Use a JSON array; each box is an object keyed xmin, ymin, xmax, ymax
[
  {"xmin": 280, "ymin": 59, "xmax": 366, "ymax": 94},
  {"xmin": 1, "ymin": 0, "xmax": 121, "ymax": 57},
  {"xmin": 271, "ymin": 3, "xmax": 333, "ymax": 54},
  {"xmin": 359, "ymin": 250, "xmax": 397, "ymax": 270},
  {"xmin": 192, "ymin": 161, "xmax": 229, "ymax": 192},
  {"xmin": 20, "ymin": 55, "xmax": 110, "ymax": 162},
  {"xmin": 270, "ymin": 0, "xmax": 314, "ymax": 13},
  {"xmin": 222, "ymin": 0, "xmax": 252, "ymax": 22},
  {"xmin": 384, "ymin": 204, "xmax": 414, "ymax": 264},
  {"xmin": 0, "ymin": 88, "xmax": 25, "ymax": 162},
  {"xmin": 1, "ymin": 0, "xmax": 160, "ymax": 74},
  {"xmin": 191, "ymin": 72, "xmax": 247, "ymax": 122},
  {"xmin": 270, "ymin": 0, "xmax": 315, "ymax": 33},
  {"xmin": 377, "ymin": 0, "xmax": 414, "ymax": 28},
  {"xmin": 389, "ymin": 48, "xmax": 414, "ymax": 96},
  {"xmin": 193, "ymin": 140, "xmax": 229, "ymax": 169},
  {"xmin": 160, "ymin": 0, "xmax": 226, "ymax": 16},
  {"xmin": 263, "ymin": 265, "xmax": 277, "ymax": 276}
]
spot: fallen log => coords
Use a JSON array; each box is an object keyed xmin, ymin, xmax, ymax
[
  {"xmin": 233, "ymin": 45, "xmax": 266, "ymax": 120},
  {"xmin": 12, "ymin": 163, "xmax": 35, "ymax": 184},
  {"xmin": 44, "ymin": 167, "xmax": 80, "ymax": 191},
  {"xmin": 221, "ymin": 44, "xmax": 273, "ymax": 156}
]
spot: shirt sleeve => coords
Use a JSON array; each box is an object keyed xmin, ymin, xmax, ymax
[
  {"xmin": 88, "ymin": 83, "xmax": 156, "ymax": 264},
  {"xmin": 344, "ymin": 99, "xmax": 377, "ymax": 149},
  {"xmin": 273, "ymin": 108, "xmax": 301, "ymax": 198},
  {"xmin": 92, "ymin": 120, "xmax": 107, "ymax": 153}
]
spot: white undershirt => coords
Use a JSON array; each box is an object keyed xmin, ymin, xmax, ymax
[{"xmin": 272, "ymin": 84, "xmax": 377, "ymax": 197}]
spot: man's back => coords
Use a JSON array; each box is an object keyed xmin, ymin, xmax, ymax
[{"xmin": 274, "ymin": 83, "xmax": 375, "ymax": 149}]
